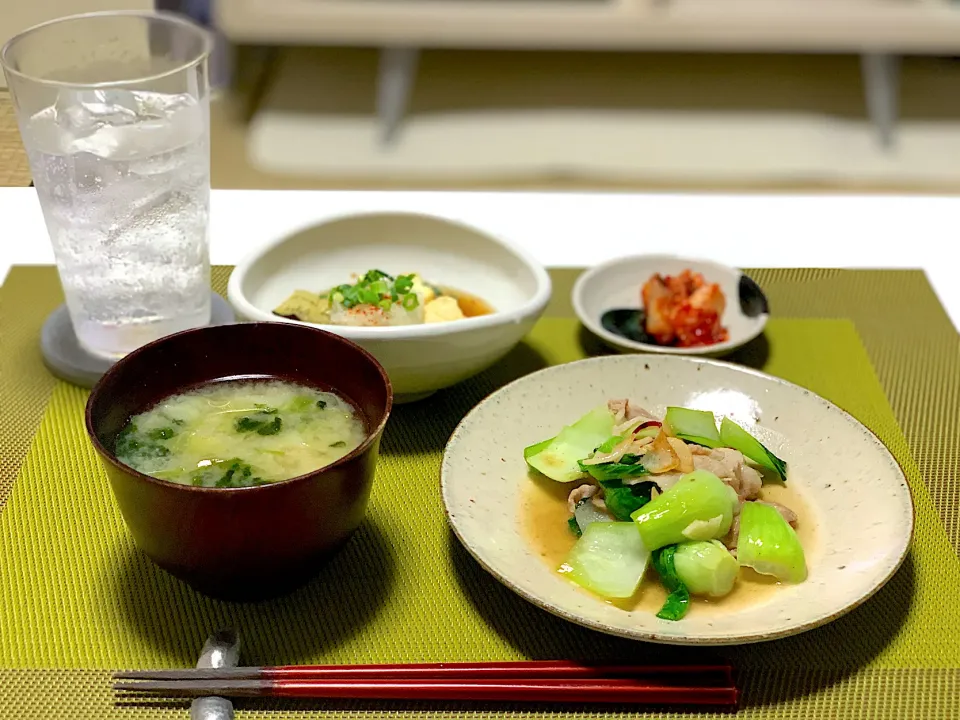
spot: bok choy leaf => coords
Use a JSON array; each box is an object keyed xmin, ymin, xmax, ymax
[
  {"xmin": 664, "ymin": 407, "xmax": 722, "ymax": 448},
  {"xmin": 650, "ymin": 545, "xmax": 691, "ymax": 621},
  {"xmin": 598, "ymin": 479, "xmax": 658, "ymax": 522},
  {"xmin": 719, "ymin": 417, "xmax": 787, "ymax": 481}
]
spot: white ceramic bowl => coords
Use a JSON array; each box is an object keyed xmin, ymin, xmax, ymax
[
  {"xmin": 227, "ymin": 212, "xmax": 552, "ymax": 402},
  {"xmin": 442, "ymin": 355, "xmax": 914, "ymax": 645},
  {"xmin": 573, "ymin": 254, "xmax": 769, "ymax": 357}
]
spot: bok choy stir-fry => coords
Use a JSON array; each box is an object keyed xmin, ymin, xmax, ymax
[{"xmin": 523, "ymin": 400, "xmax": 806, "ymax": 621}]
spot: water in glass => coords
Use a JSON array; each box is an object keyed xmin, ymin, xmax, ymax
[{"xmin": 25, "ymin": 86, "xmax": 210, "ymax": 359}]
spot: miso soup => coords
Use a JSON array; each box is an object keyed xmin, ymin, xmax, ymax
[{"xmin": 115, "ymin": 379, "xmax": 367, "ymax": 488}]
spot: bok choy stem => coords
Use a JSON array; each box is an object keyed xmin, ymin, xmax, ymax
[
  {"xmin": 737, "ymin": 501, "xmax": 807, "ymax": 583},
  {"xmin": 631, "ymin": 470, "xmax": 738, "ymax": 551},
  {"xmin": 559, "ymin": 522, "xmax": 650, "ymax": 599},
  {"xmin": 672, "ymin": 540, "xmax": 739, "ymax": 597}
]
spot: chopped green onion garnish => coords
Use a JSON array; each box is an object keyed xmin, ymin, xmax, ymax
[
  {"xmin": 327, "ymin": 270, "xmax": 422, "ymax": 313},
  {"xmin": 395, "ymin": 275, "xmax": 414, "ymax": 293}
]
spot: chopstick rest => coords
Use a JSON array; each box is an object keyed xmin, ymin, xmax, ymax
[{"xmin": 190, "ymin": 629, "xmax": 240, "ymax": 720}]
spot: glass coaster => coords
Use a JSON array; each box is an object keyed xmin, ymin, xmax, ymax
[{"xmin": 40, "ymin": 292, "xmax": 236, "ymax": 388}]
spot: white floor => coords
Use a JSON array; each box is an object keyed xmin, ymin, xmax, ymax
[{"xmin": 249, "ymin": 49, "xmax": 960, "ymax": 187}]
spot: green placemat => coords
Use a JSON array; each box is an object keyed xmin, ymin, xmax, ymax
[{"xmin": 1, "ymin": 267, "xmax": 958, "ymax": 720}]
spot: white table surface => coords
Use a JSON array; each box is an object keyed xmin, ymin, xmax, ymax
[{"xmin": 1, "ymin": 187, "xmax": 958, "ymax": 331}]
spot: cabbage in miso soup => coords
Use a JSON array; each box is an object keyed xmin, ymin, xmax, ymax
[{"xmin": 114, "ymin": 379, "xmax": 367, "ymax": 488}]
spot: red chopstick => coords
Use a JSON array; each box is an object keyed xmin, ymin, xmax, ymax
[
  {"xmin": 114, "ymin": 660, "xmax": 737, "ymax": 707},
  {"xmin": 117, "ymin": 659, "xmax": 732, "ymax": 682}
]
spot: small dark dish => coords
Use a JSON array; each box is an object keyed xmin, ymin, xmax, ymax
[{"xmin": 85, "ymin": 322, "xmax": 393, "ymax": 601}]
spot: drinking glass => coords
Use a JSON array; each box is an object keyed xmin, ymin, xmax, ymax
[{"xmin": 1, "ymin": 11, "xmax": 213, "ymax": 360}]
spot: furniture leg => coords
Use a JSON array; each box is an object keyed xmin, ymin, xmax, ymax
[
  {"xmin": 377, "ymin": 46, "xmax": 420, "ymax": 146},
  {"xmin": 861, "ymin": 52, "xmax": 901, "ymax": 149}
]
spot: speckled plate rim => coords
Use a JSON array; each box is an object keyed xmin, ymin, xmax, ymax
[
  {"xmin": 572, "ymin": 254, "xmax": 769, "ymax": 357},
  {"xmin": 440, "ymin": 355, "xmax": 915, "ymax": 646}
]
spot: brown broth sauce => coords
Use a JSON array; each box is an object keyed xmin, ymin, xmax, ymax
[
  {"xmin": 520, "ymin": 472, "xmax": 819, "ymax": 615},
  {"xmin": 448, "ymin": 288, "xmax": 495, "ymax": 317}
]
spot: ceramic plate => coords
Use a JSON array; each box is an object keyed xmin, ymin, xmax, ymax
[
  {"xmin": 441, "ymin": 355, "xmax": 913, "ymax": 645},
  {"xmin": 573, "ymin": 255, "xmax": 769, "ymax": 357}
]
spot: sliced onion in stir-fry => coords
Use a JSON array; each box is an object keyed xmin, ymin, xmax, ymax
[
  {"xmin": 582, "ymin": 435, "xmax": 654, "ymax": 466},
  {"xmin": 640, "ymin": 431, "xmax": 680, "ymax": 473},
  {"xmin": 667, "ymin": 437, "xmax": 695, "ymax": 473},
  {"xmin": 635, "ymin": 425, "xmax": 662, "ymax": 440},
  {"xmin": 581, "ymin": 436, "xmax": 632, "ymax": 466},
  {"xmin": 613, "ymin": 417, "xmax": 644, "ymax": 436},
  {"xmin": 613, "ymin": 416, "xmax": 662, "ymax": 437}
]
